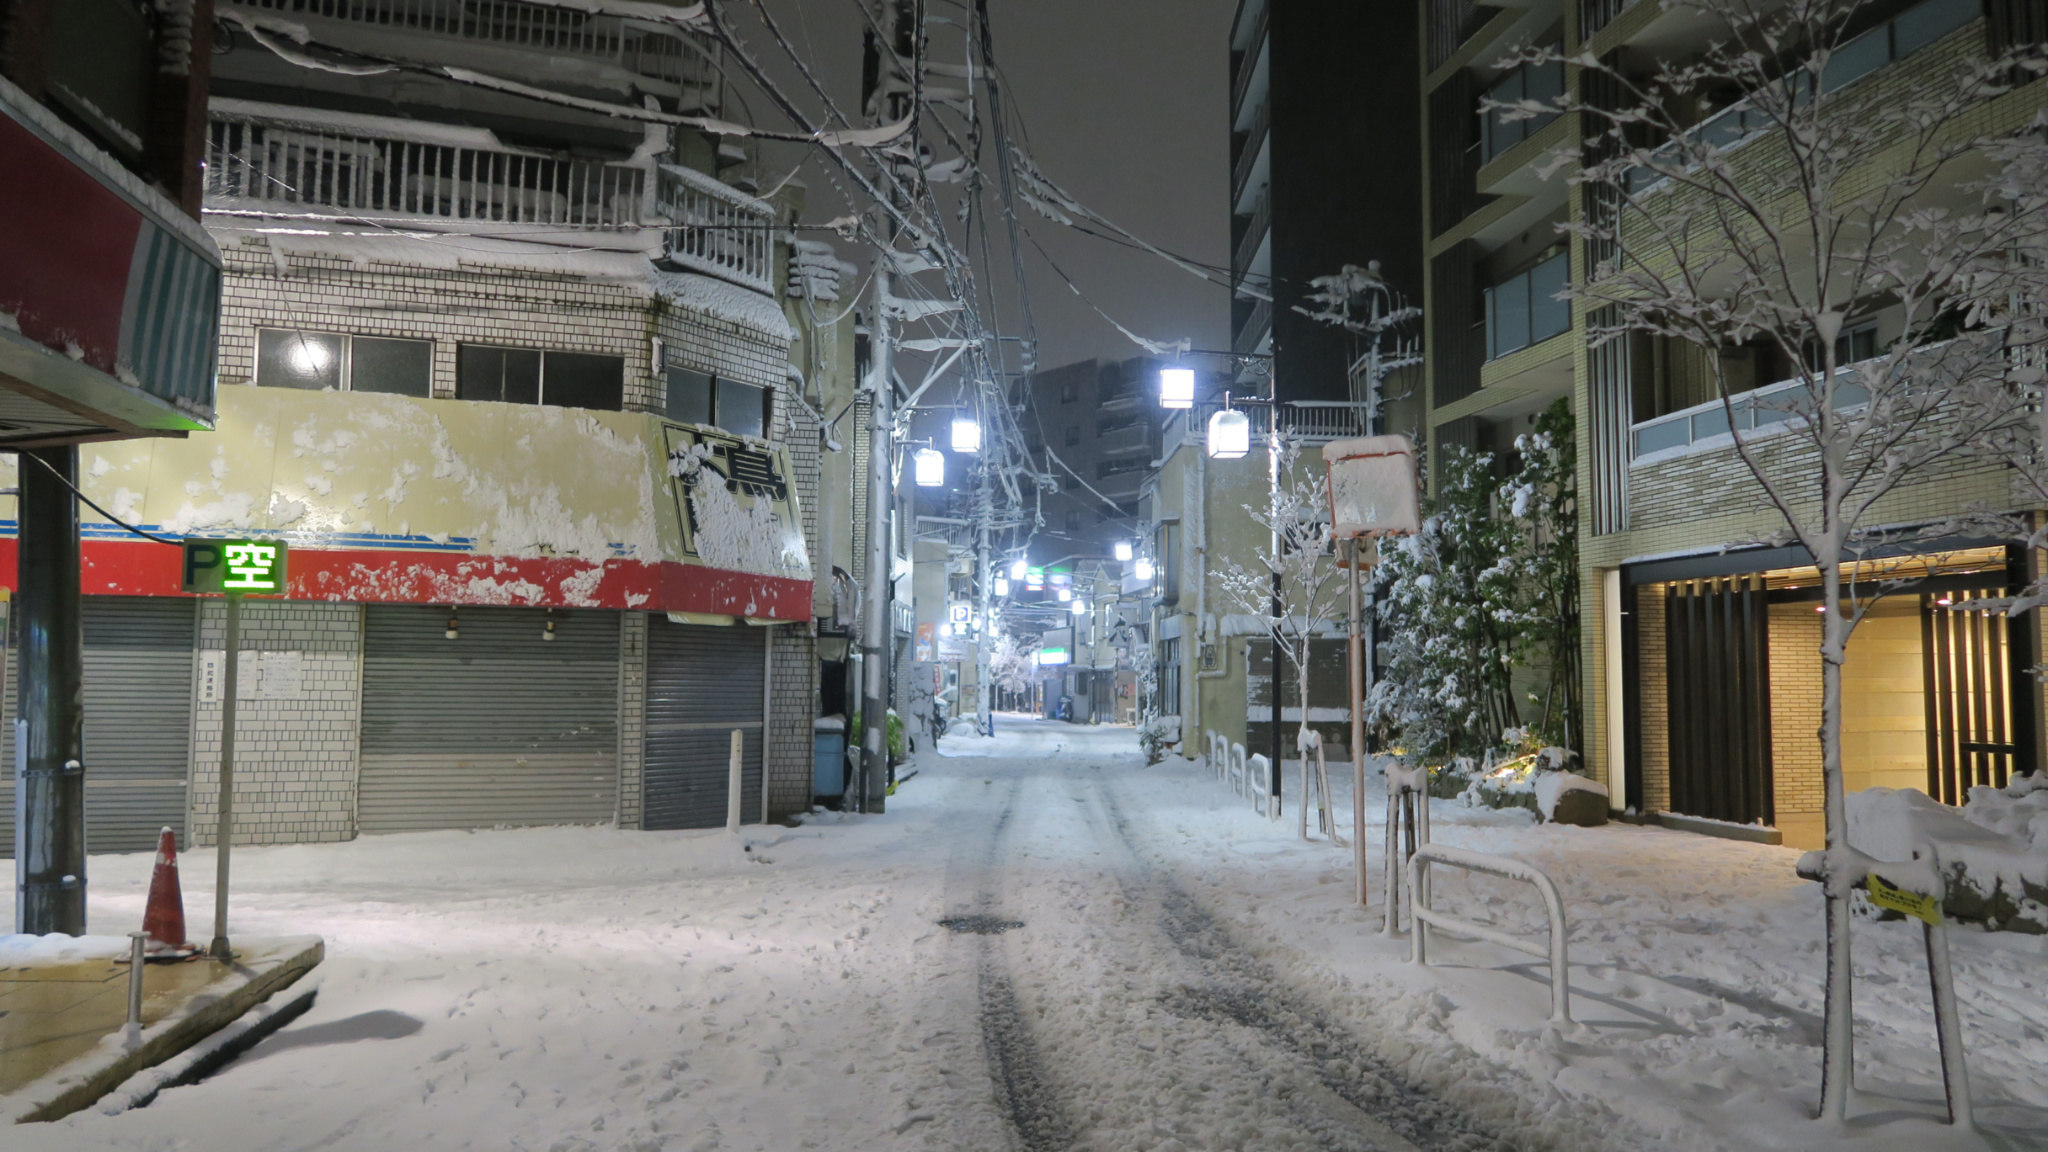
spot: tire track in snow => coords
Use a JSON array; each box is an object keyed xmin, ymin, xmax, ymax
[
  {"xmin": 1083, "ymin": 775, "xmax": 1511, "ymax": 1152},
  {"xmin": 940, "ymin": 772, "xmax": 1080, "ymax": 1152}
]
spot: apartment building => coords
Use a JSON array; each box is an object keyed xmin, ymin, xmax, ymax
[
  {"xmin": 1421, "ymin": 0, "xmax": 2048, "ymax": 847},
  {"xmin": 1229, "ymin": 0, "xmax": 1424, "ymax": 398},
  {"xmin": 0, "ymin": 0, "xmax": 849, "ymax": 852}
]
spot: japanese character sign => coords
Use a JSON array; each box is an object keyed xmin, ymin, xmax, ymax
[{"xmin": 181, "ymin": 538, "xmax": 291, "ymax": 596}]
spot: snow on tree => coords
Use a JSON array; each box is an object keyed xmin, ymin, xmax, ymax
[
  {"xmin": 1512, "ymin": 0, "xmax": 2048, "ymax": 1120},
  {"xmin": 1500, "ymin": 399, "xmax": 1580, "ymax": 754},
  {"xmin": 1367, "ymin": 447, "xmax": 1521, "ymax": 770},
  {"xmin": 987, "ymin": 632, "xmax": 1034, "ymax": 697},
  {"xmin": 1218, "ymin": 436, "xmax": 1349, "ymax": 839}
]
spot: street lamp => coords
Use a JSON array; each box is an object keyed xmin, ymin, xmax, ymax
[
  {"xmin": 1113, "ymin": 540, "xmax": 1133, "ymax": 562},
  {"xmin": 1207, "ymin": 407, "xmax": 1251, "ymax": 460},
  {"xmin": 951, "ymin": 417, "xmax": 980, "ymax": 453},
  {"xmin": 1159, "ymin": 366, "xmax": 1195, "ymax": 409},
  {"xmin": 1010, "ymin": 559, "xmax": 1028, "ymax": 581},
  {"xmin": 994, "ymin": 577, "xmax": 1010, "ymax": 596},
  {"xmin": 913, "ymin": 447, "xmax": 945, "ymax": 486},
  {"xmin": 1057, "ymin": 587, "xmax": 1073, "ymax": 602},
  {"xmin": 1133, "ymin": 557, "xmax": 1156, "ymax": 582},
  {"xmin": 1070, "ymin": 597, "xmax": 1089, "ymax": 616}
]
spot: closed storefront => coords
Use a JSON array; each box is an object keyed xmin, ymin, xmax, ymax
[
  {"xmin": 359, "ymin": 605, "xmax": 620, "ymax": 834},
  {"xmin": 0, "ymin": 596, "xmax": 196, "ymax": 854},
  {"xmin": 644, "ymin": 618, "xmax": 766, "ymax": 830}
]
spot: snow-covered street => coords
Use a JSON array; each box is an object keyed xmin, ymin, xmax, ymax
[{"xmin": 10, "ymin": 716, "xmax": 2048, "ymax": 1151}]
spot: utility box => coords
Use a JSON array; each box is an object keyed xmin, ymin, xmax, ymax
[{"xmin": 813, "ymin": 716, "xmax": 847, "ymax": 802}]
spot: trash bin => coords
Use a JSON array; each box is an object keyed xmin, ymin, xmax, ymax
[{"xmin": 813, "ymin": 716, "xmax": 847, "ymax": 802}]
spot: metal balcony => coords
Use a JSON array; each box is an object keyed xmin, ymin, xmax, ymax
[{"xmin": 656, "ymin": 164, "xmax": 777, "ymax": 295}]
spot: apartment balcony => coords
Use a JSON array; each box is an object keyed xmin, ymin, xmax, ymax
[
  {"xmin": 205, "ymin": 103, "xmax": 649, "ymax": 230},
  {"xmin": 1231, "ymin": 101, "xmax": 1270, "ymax": 209},
  {"xmin": 1229, "ymin": 0, "xmax": 1270, "ymax": 119},
  {"xmin": 1232, "ymin": 297, "xmax": 1273, "ymax": 357},
  {"xmin": 656, "ymin": 164, "xmax": 777, "ymax": 295},
  {"xmin": 1166, "ymin": 401, "xmax": 1374, "ymax": 456},
  {"xmin": 1233, "ymin": 194, "xmax": 1271, "ymax": 281},
  {"xmin": 230, "ymin": 0, "xmax": 721, "ymax": 106}
]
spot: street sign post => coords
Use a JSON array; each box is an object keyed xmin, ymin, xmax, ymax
[
  {"xmin": 180, "ymin": 539, "xmax": 288, "ymax": 960},
  {"xmin": 1321, "ymin": 436, "xmax": 1420, "ymax": 913}
]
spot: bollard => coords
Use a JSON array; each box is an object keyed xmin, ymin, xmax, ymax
[
  {"xmin": 126, "ymin": 931, "xmax": 147, "ymax": 1027},
  {"xmin": 726, "ymin": 729, "xmax": 743, "ymax": 833}
]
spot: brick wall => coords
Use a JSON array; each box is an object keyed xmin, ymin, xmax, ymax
[
  {"xmin": 1638, "ymin": 588, "xmax": 1669, "ymax": 813},
  {"xmin": 1768, "ymin": 602, "xmax": 1825, "ymax": 817},
  {"xmin": 769, "ymin": 626, "xmax": 816, "ymax": 818},
  {"xmin": 617, "ymin": 610, "xmax": 648, "ymax": 829},
  {"xmin": 188, "ymin": 600, "xmax": 362, "ymax": 846}
]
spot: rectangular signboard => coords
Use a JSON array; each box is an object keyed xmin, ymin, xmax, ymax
[{"xmin": 181, "ymin": 539, "xmax": 290, "ymax": 596}]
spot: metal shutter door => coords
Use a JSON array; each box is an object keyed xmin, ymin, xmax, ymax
[
  {"xmin": 0, "ymin": 597, "xmax": 195, "ymax": 856},
  {"xmin": 359, "ymin": 605, "xmax": 620, "ymax": 834},
  {"xmin": 643, "ymin": 618, "xmax": 765, "ymax": 830}
]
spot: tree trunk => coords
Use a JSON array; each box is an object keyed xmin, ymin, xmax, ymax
[{"xmin": 1817, "ymin": 559, "xmax": 1854, "ymax": 1123}]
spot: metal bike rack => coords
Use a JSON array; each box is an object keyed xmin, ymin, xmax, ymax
[{"xmin": 1408, "ymin": 842, "xmax": 1573, "ymax": 1025}]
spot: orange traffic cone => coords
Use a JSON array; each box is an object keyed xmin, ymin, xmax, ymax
[{"xmin": 141, "ymin": 827, "xmax": 190, "ymax": 955}]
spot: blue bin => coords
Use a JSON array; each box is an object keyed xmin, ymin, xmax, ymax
[{"xmin": 813, "ymin": 719, "xmax": 847, "ymax": 798}]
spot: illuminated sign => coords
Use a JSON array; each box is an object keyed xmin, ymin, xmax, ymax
[
  {"xmin": 948, "ymin": 603, "xmax": 972, "ymax": 625},
  {"xmin": 181, "ymin": 539, "xmax": 290, "ymax": 596},
  {"xmin": 1026, "ymin": 566, "xmax": 1045, "ymax": 589},
  {"xmin": 1037, "ymin": 647, "xmax": 1070, "ymax": 666}
]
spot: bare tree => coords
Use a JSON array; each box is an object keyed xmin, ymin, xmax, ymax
[
  {"xmin": 1508, "ymin": 0, "xmax": 2048, "ymax": 1121},
  {"xmin": 1219, "ymin": 436, "xmax": 1349, "ymax": 840}
]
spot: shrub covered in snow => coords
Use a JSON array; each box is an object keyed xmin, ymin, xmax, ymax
[
  {"xmin": 1138, "ymin": 715, "xmax": 1179, "ymax": 765},
  {"xmin": 1848, "ymin": 777, "xmax": 2048, "ymax": 934}
]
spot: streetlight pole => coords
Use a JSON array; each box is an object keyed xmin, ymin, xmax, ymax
[{"xmin": 860, "ymin": 261, "xmax": 895, "ymax": 814}]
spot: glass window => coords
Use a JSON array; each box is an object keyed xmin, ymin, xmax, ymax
[
  {"xmin": 456, "ymin": 345, "xmax": 541, "ymax": 405},
  {"xmin": 1821, "ymin": 27, "xmax": 1891, "ymax": 92},
  {"xmin": 257, "ymin": 329, "xmax": 346, "ymax": 391},
  {"xmin": 544, "ymin": 352, "xmax": 624, "ymax": 411},
  {"xmin": 1489, "ymin": 275, "xmax": 1530, "ymax": 359},
  {"xmin": 666, "ymin": 366, "xmax": 714, "ymax": 425},
  {"xmin": 1893, "ymin": 0, "xmax": 1976, "ymax": 57},
  {"xmin": 717, "ymin": 379, "xmax": 768, "ymax": 438},
  {"xmin": 349, "ymin": 336, "xmax": 432, "ymax": 397},
  {"xmin": 1530, "ymin": 252, "xmax": 1571, "ymax": 344}
]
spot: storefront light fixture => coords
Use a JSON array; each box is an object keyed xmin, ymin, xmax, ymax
[
  {"xmin": 1207, "ymin": 407, "xmax": 1251, "ymax": 460},
  {"xmin": 913, "ymin": 447, "xmax": 945, "ymax": 487},
  {"xmin": 1159, "ymin": 366, "xmax": 1196, "ymax": 409},
  {"xmin": 951, "ymin": 418, "xmax": 980, "ymax": 453}
]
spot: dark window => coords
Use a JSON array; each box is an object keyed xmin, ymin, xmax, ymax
[
  {"xmin": 545, "ymin": 352, "xmax": 625, "ymax": 411},
  {"xmin": 666, "ymin": 366, "xmax": 714, "ymax": 425},
  {"xmin": 349, "ymin": 336, "xmax": 432, "ymax": 397},
  {"xmin": 257, "ymin": 330, "xmax": 346, "ymax": 391},
  {"xmin": 46, "ymin": 0, "xmax": 152, "ymax": 164},
  {"xmin": 718, "ymin": 378, "xmax": 769, "ymax": 438},
  {"xmin": 1060, "ymin": 380, "xmax": 1079, "ymax": 403},
  {"xmin": 1065, "ymin": 424, "xmax": 1081, "ymax": 447},
  {"xmin": 457, "ymin": 345, "xmax": 624, "ymax": 410},
  {"xmin": 1064, "ymin": 510, "xmax": 1081, "ymax": 533},
  {"xmin": 457, "ymin": 345, "xmax": 542, "ymax": 405}
]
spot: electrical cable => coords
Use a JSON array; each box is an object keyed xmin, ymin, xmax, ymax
[{"xmin": 16, "ymin": 452, "xmax": 180, "ymax": 545}]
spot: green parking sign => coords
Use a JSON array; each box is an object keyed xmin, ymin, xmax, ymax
[{"xmin": 181, "ymin": 539, "xmax": 290, "ymax": 596}]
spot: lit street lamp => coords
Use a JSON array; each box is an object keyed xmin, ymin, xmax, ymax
[
  {"xmin": 951, "ymin": 418, "xmax": 981, "ymax": 453},
  {"xmin": 994, "ymin": 577, "xmax": 1010, "ymax": 596},
  {"xmin": 1070, "ymin": 597, "xmax": 1089, "ymax": 616},
  {"xmin": 1207, "ymin": 407, "xmax": 1250, "ymax": 460},
  {"xmin": 1113, "ymin": 540, "xmax": 1133, "ymax": 562},
  {"xmin": 913, "ymin": 447, "xmax": 945, "ymax": 486},
  {"xmin": 1010, "ymin": 559, "xmax": 1028, "ymax": 581},
  {"xmin": 1133, "ymin": 557, "xmax": 1155, "ymax": 582},
  {"xmin": 1159, "ymin": 366, "xmax": 1195, "ymax": 409}
]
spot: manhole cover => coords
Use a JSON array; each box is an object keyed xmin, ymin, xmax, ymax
[{"xmin": 938, "ymin": 914, "xmax": 1024, "ymax": 935}]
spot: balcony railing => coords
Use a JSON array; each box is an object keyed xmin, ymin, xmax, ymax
[
  {"xmin": 1579, "ymin": 0, "xmax": 1637, "ymax": 40},
  {"xmin": 1631, "ymin": 372, "xmax": 1872, "ymax": 461},
  {"xmin": 1234, "ymin": 193, "xmax": 1270, "ymax": 278},
  {"xmin": 656, "ymin": 163, "xmax": 776, "ymax": 295},
  {"xmin": 1231, "ymin": 101, "xmax": 1270, "ymax": 203},
  {"xmin": 1233, "ymin": 297, "xmax": 1273, "ymax": 356},
  {"xmin": 232, "ymin": 0, "xmax": 719, "ymax": 90},
  {"xmin": 205, "ymin": 112, "xmax": 648, "ymax": 228},
  {"xmin": 1229, "ymin": 1, "xmax": 1270, "ymax": 115},
  {"xmin": 1171, "ymin": 401, "xmax": 1375, "ymax": 454}
]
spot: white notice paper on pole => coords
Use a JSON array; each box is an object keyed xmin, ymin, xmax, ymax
[{"xmin": 260, "ymin": 651, "xmax": 303, "ymax": 700}]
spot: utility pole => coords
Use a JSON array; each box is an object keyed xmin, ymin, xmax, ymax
[
  {"xmin": 975, "ymin": 465, "xmax": 994, "ymax": 737},
  {"xmin": 14, "ymin": 446, "xmax": 86, "ymax": 935},
  {"xmin": 860, "ymin": 261, "xmax": 895, "ymax": 813}
]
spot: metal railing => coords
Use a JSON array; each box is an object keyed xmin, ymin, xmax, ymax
[
  {"xmin": 205, "ymin": 113, "xmax": 648, "ymax": 229},
  {"xmin": 1234, "ymin": 193, "xmax": 1270, "ymax": 277},
  {"xmin": 1229, "ymin": 0, "xmax": 1270, "ymax": 116},
  {"xmin": 657, "ymin": 163, "xmax": 777, "ymax": 294},
  {"xmin": 1231, "ymin": 101, "xmax": 1269, "ymax": 203},
  {"xmin": 1630, "ymin": 370, "xmax": 1873, "ymax": 460},
  {"xmin": 1578, "ymin": 0, "xmax": 1637, "ymax": 39},
  {"xmin": 232, "ymin": 0, "xmax": 718, "ymax": 89},
  {"xmin": 1233, "ymin": 297, "xmax": 1273, "ymax": 356},
  {"xmin": 1409, "ymin": 843, "xmax": 1574, "ymax": 1024}
]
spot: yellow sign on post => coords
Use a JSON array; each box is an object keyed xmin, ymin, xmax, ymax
[{"xmin": 1868, "ymin": 872, "xmax": 1943, "ymax": 925}]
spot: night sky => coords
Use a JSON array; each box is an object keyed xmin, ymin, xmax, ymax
[{"xmin": 746, "ymin": 0, "xmax": 1237, "ymax": 373}]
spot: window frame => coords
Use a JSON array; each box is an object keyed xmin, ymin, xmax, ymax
[
  {"xmin": 455, "ymin": 342, "xmax": 627, "ymax": 411},
  {"xmin": 256, "ymin": 327, "xmax": 434, "ymax": 397}
]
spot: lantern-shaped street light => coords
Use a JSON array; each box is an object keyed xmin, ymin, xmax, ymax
[
  {"xmin": 913, "ymin": 447, "xmax": 945, "ymax": 486},
  {"xmin": 951, "ymin": 418, "xmax": 980, "ymax": 453},
  {"xmin": 1207, "ymin": 407, "xmax": 1251, "ymax": 460},
  {"xmin": 1113, "ymin": 540, "xmax": 1133, "ymax": 562},
  {"xmin": 1159, "ymin": 366, "xmax": 1195, "ymax": 409},
  {"xmin": 1133, "ymin": 557, "xmax": 1156, "ymax": 582},
  {"xmin": 1070, "ymin": 597, "xmax": 1089, "ymax": 616},
  {"xmin": 1009, "ymin": 559, "xmax": 1028, "ymax": 581},
  {"xmin": 994, "ymin": 577, "xmax": 1010, "ymax": 596}
]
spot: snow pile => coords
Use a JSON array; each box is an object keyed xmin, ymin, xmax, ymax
[
  {"xmin": 649, "ymin": 269, "xmax": 793, "ymax": 341},
  {"xmin": 1848, "ymin": 782, "xmax": 2048, "ymax": 933},
  {"xmin": 787, "ymin": 240, "xmax": 858, "ymax": 302}
]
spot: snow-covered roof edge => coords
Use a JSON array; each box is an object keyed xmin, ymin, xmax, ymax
[{"xmin": 650, "ymin": 270, "xmax": 793, "ymax": 343}]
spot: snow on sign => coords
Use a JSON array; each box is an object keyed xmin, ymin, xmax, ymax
[
  {"xmin": 662, "ymin": 423, "xmax": 810, "ymax": 581},
  {"xmin": 1321, "ymin": 435, "xmax": 1419, "ymax": 539},
  {"xmin": 181, "ymin": 539, "xmax": 290, "ymax": 596}
]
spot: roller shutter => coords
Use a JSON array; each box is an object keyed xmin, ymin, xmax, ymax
[
  {"xmin": 359, "ymin": 605, "xmax": 620, "ymax": 834},
  {"xmin": 644, "ymin": 618, "xmax": 765, "ymax": 830},
  {"xmin": 0, "ymin": 596, "xmax": 196, "ymax": 855}
]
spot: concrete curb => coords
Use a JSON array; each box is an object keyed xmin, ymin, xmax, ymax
[{"xmin": 1, "ymin": 935, "xmax": 324, "ymax": 1124}]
